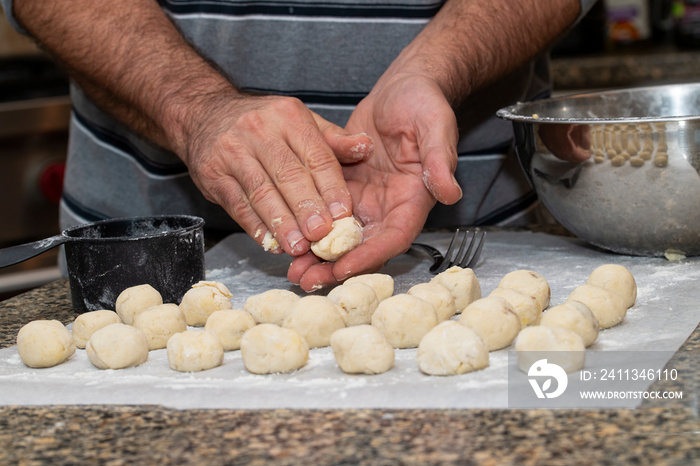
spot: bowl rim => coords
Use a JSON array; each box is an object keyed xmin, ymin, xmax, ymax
[{"xmin": 497, "ymin": 82, "xmax": 700, "ymax": 124}]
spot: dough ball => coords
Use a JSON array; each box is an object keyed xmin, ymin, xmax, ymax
[
  {"xmin": 371, "ymin": 294, "xmax": 438, "ymax": 349},
  {"xmin": 243, "ymin": 289, "xmax": 299, "ymax": 326},
  {"xmin": 489, "ymin": 287, "xmax": 541, "ymax": 327},
  {"xmin": 567, "ymin": 284, "xmax": 627, "ymax": 329},
  {"xmin": 498, "ymin": 269, "xmax": 551, "ymax": 312},
  {"xmin": 166, "ymin": 329, "xmax": 224, "ymax": 372},
  {"xmin": 17, "ymin": 320, "xmax": 76, "ymax": 368},
  {"xmin": 429, "ymin": 266, "xmax": 481, "ymax": 312},
  {"xmin": 459, "ymin": 296, "xmax": 521, "ymax": 351},
  {"xmin": 132, "ymin": 303, "xmax": 187, "ymax": 350},
  {"xmin": 204, "ymin": 309, "xmax": 257, "ymax": 351},
  {"xmin": 330, "ymin": 325, "xmax": 394, "ymax": 374},
  {"xmin": 283, "ymin": 296, "xmax": 346, "ymax": 348},
  {"xmin": 86, "ymin": 323, "xmax": 148, "ymax": 370},
  {"xmin": 72, "ymin": 310, "xmax": 122, "ymax": 349},
  {"xmin": 515, "ymin": 326, "xmax": 586, "ymax": 374},
  {"xmin": 115, "ymin": 284, "xmax": 163, "ymax": 325},
  {"xmin": 240, "ymin": 324, "xmax": 309, "ymax": 374},
  {"xmin": 310, "ymin": 216, "xmax": 363, "ymax": 261},
  {"xmin": 541, "ymin": 301, "xmax": 599, "ymax": 347},
  {"xmin": 407, "ymin": 282, "xmax": 457, "ymax": 321},
  {"xmin": 327, "ymin": 281, "xmax": 379, "ymax": 326},
  {"xmin": 179, "ymin": 280, "xmax": 233, "ymax": 327},
  {"xmin": 416, "ymin": 321, "xmax": 489, "ymax": 376},
  {"xmin": 345, "ymin": 273, "xmax": 394, "ymax": 302},
  {"xmin": 586, "ymin": 264, "xmax": 637, "ymax": 308}
]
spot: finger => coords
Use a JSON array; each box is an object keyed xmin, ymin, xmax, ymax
[
  {"xmin": 288, "ymin": 251, "xmax": 323, "ymax": 286},
  {"xmin": 298, "ymin": 261, "xmax": 338, "ymax": 292},
  {"xmin": 215, "ymin": 144, "xmax": 312, "ymax": 256},
  {"xmin": 281, "ymin": 115, "xmax": 356, "ymax": 222},
  {"xmin": 331, "ymin": 228, "xmax": 406, "ymax": 281},
  {"xmin": 416, "ymin": 106, "xmax": 463, "ymax": 206},
  {"xmin": 208, "ymin": 175, "xmax": 287, "ymax": 254},
  {"xmin": 314, "ymin": 114, "xmax": 374, "ymax": 164}
]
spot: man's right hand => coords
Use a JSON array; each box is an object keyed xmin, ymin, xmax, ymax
[
  {"xmin": 13, "ymin": 0, "xmax": 372, "ymax": 257},
  {"xmin": 181, "ymin": 92, "xmax": 373, "ymax": 256}
]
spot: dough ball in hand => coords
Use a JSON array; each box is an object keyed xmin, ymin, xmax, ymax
[
  {"xmin": 205, "ymin": 309, "xmax": 257, "ymax": 351},
  {"xmin": 327, "ymin": 281, "xmax": 379, "ymax": 326},
  {"xmin": 166, "ymin": 329, "xmax": 224, "ymax": 372},
  {"xmin": 371, "ymin": 294, "xmax": 438, "ymax": 349},
  {"xmin": 417, "ymin": 321, "xmax": 489, "ymax": 376},
  {"xmin": 17, "ymin": 320, "xmax": 76, "ymax": 368},
  {"xmin": 115, "ymin": 284, "xmax": 163, "ymax": 325},
  {"xmin": 498, "ymin": 269, "xmax": 551, "ymax": 312},
  {"xmin": 586, "ymin": 264, "xmax": 637, "ymax": 308},
  {"xmin": 345, "ymin": 273, "xmax": 394, "ymax": 302},
  {"xmin": 489, "ymin": 287, "xmax": 541, "ymax": 327},
  {"xmin": 429, "ymin": 266, "xmax": 481, "ymax": 312},
  {"xmin": 567, "ymin": 284, "xmax": 627, "ymax": 329},
  {"xmin": 179, "ymin": 280, "xmax": 233, "ymax": 327},
  {"xmin": 540, "ymin": 301, "xmax": 599, "ymax": 347},
  {"xmin": 86, "ymin": 323, "xmax": 149, "ymax": 370},
  {"xmin": 330, "ymin": 325, "xmax": 394, "ymax": 374},
  {"xmin": 515, "ymin": 326, "xmax": 586, "ymax": 374},
  {"xmin": 132, "ymin": 303, "xmax": 187, "ymax": 350},
  {"xmin": 407, "ymin": 282, "xmax": 457, "ymax": 322},
  {"xmin": 310, "ymin": 216, "xmax": 363, "ymax": 261},
  {"xmin": 283, "ymin": 296, "xmax": 346, "ymax": 348},
  {"xmin": 459, "ymin": 296, "xmax": 521, "ymax": 351},
  {"xmin": 240, "ymin": 324, "xmax": 309, "ymax": 374},
  {"xmin": 243, "ymin": 289, "xmax": 299, "ymax": 326},
  {"xmin": 72, "ymin": 310, "xmax": 122, "ymax": 349}
]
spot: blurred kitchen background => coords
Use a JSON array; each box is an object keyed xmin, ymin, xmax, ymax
[{"xmin": 1, "ymin": 0, "xmax": 700, "ymax": 300}]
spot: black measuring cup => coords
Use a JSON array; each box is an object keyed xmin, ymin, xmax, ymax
[{"xmin": 0, "ymin": 215, "xmax": 205, "ymax": 314}]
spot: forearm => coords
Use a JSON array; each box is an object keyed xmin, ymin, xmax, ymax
[
  {"xmin": 390, "ymin": 0, "xmax": 581, "ymax": 105},
  {"xmin": 13, "ymin": 0, "xmax": 234, "ymax": 156}
]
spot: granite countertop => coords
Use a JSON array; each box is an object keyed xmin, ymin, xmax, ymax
[{"xmin": 1, "ymin": 273, "xmax": 698, "ymax": 464}]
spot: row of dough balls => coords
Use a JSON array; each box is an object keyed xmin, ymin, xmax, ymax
[
  {"xmin": 16, "ymin": 266, "xmax": 474, "ymax": 373},
  {"xmin": 241, "ymin": 266, "xmax": 482, "ymax": 376},
  {"xmin": 16, "ymin": 263, "xmax": 636, "ymax": 379},
  {"xmin": 15, "ymin": 280, "xmax": 237, "ymax": 370},
  {"xmin": 515, "ymin": 264, "xmax": 637, "ymax": 374}
]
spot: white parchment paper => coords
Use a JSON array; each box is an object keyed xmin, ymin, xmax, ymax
[{"xmin": 1, "ymin": 231, "xmax": 698, "ymax": 409}]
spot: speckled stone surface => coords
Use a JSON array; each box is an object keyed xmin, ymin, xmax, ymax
[{"xmin": 1, "ymin": 275, "xmax": 698, "ymax": 464}]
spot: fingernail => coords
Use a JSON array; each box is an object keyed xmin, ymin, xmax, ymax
[
  {"xmin": 287, "ymin": 230, "xmax": 305, "ymax": 254},
  {"xmin": 329, "ymin": 202, "xmax": 348, "ymax": 219},
  {"xmin": 306, "ymin": 214, "xmax": 326, "ymax": 233}
]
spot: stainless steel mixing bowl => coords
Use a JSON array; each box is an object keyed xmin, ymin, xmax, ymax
[{"xmin": 497, "ymin": 83, "xmax": 700, "ymax": 257}]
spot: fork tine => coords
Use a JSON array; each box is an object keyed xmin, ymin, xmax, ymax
[
  {"xmin": 433, "ymin": 229, "xmax": 462, "ymax": 274},
  {"xmin": 453, "ymin": 230, "xmax": 475, "ymax": 267},
  {"xmin": 459, "ymin": 231, "xmax": 485, "ymax": 269},
  {"xmin": 452, "ymin": 230, "xmax": 474, "ymax": 268}
]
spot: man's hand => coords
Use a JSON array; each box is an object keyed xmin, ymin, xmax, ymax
[
  {"xmin": 183, "ymin": 91, "xmax": 373, "ymax": 256},
  {"xmin": 13, "ymin": 0, "xmax": 373, "ymax": 257},
  {"xmin": 287, "ymin": 73, "xmax": 463, "ymax": 291},
  {"xmin": 288, "ymin": 0, "xmax": 581, "ymax": 291}
]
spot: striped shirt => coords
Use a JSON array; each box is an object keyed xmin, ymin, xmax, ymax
[{"xmin": 2, "ymin": 0, "xmax": 595, "ymax": 232}]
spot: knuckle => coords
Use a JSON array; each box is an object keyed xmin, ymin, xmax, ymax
[{"xmin": 246, "ymin": 176, "xmax": 277, "ymax": 207}]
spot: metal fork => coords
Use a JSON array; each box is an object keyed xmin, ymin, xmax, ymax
[{"xmin": 410, "ymin": 229, "xmax": 485, "ymax": 274}]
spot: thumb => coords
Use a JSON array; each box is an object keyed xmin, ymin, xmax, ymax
[
  {"xmin": 313, "ymin": 114, "xmax": 374, "ymax": 164},
  {"xmin": 418, "ymin": 113, "xmax": 463, "ymax": 206}
]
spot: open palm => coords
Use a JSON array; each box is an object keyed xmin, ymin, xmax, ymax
[{"xmin": 288, "ymin": 74, "xmax": 462, "ymax": 291}]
